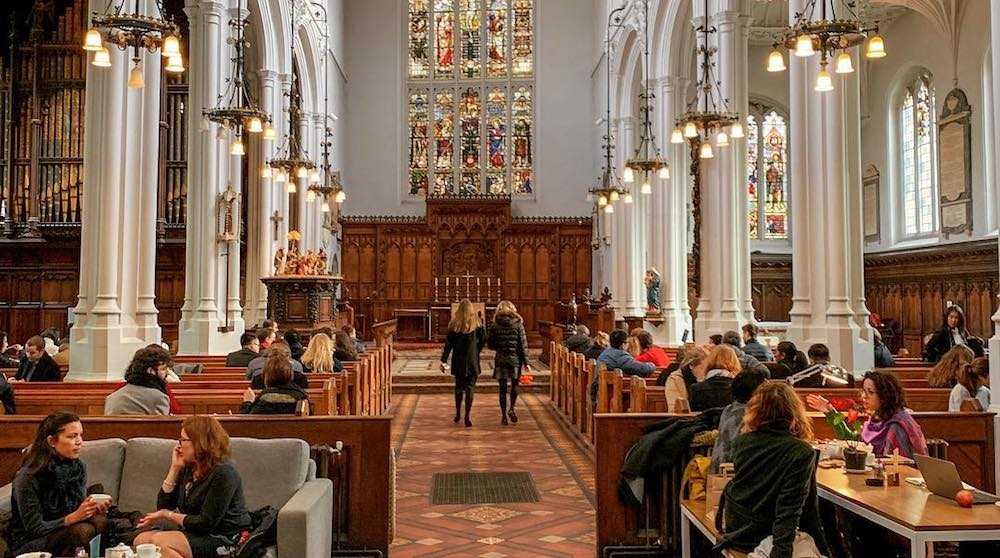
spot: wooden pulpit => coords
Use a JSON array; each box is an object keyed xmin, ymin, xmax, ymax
[{"xmin": 262, "ymin": 275, "xmax": 343, "ymax": 333}]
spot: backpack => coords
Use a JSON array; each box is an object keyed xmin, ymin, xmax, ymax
[{"xmin": 231, "ymin": 506, "xmax": 279, "ymax": 558}]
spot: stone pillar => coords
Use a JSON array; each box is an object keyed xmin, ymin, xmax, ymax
[
  {"xmin": 987, "ymin": 0, "xmax": 1000, "ymax": 484},
  {"xmin": 692, "ymin": 4, "xmax": 752, "ymax": 341},
  {"xmin": 177, "ymin": 0, "xmax": 245, "ymax": 354},
  {"xmin": 610, "ymin": 117, "xmax": 643, "ymax": 318},
  {"xmin": 244, "ymin": 69, "xmax": 279, "ymax": 327},
  {"xmin": 69, "ymin": 0, "xmax": 162, "ymax": 379},
  {"xmin": 276, "ymin": 73, "xmax": 292, "ymax": 247},
  {"xmin": 785, "ymin": 0, "xmax": 872, "ymax": 373}
]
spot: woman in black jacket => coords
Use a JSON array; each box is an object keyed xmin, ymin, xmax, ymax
[
  {"xmin": 773, "ymin": 341, "xmax": 808, "ymax": 379},
  {"xmin": 9, "ymin": 412, "xmax": 111, "ymax": 556},
  {"xmin": 717, "ymin": 382, "xmax": 829, "ymax": 558},
  {"xmin": 923, "ymin": 305, "xmax": 982, "ymax": 363},
  {"xmin": 487, "ymin": 300, "xmax": 529, "ymax": 425},
  {"xmin": 241, "ymin": 355, "xmax": 309, "ymax": 415},
  {"xmin": 136, "ymin": 415, "xmax": 252, "ymax": 558},
  {"xmin": 283, "ymin": 329, "xmax": 305, "ymax": 361},
  {"xmin": 441, "ymin": 298, "xmax": 486, "ymax": 427}
]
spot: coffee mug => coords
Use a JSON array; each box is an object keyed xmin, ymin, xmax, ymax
[
  {"xmin": 15, "ymin": 552, "xmax": 52, "ymax": 558},
  {"xmin": 136, "ymin": 543, "xmax": 161, "ymax": 558},
  {"xmin": 89, "ymin": 493, "xmax": 113, "ymax": 505}
]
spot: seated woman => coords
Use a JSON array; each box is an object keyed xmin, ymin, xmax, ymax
[
  {"xmin": 9, "ymin": 412, "xmax": 111, "ymax": 556},
  {"xmin": 633, "ymin": 330, "xmax": 672, "ymax": 368},
  {"xmin": 808, "ymin": 370, "xmax": 928, "ymax": 459},
  {"xmin": 715, "ymin": 383, "xmax": 829, "ymax": 558},
  {"xmin": 135, "ymin": 415, "xmax": 252, "ymax": 558},
  {"xmin": 342, "ymin": 325, "xmax": 366, "ymax": 355},
  {"xmin": 923, "ymin": 305, "xmax": 982, "ymax": 362},
  {"xmin": 772, "ymin": 341, "xmax": 808, "ymax": 379},
  {"xmin": 300, "ymin": 333, "xmax": 341, "ymax": 374},
  {"xmin": 105, "ymin": 344, "xmax": 174, "ymax": 415},
  {"xmin": 283, "ymin": 329, "xmax": 305, "ymax": 361},
  {"xmin": 585, "ymin": 331, "xmax": 609, "ymax": 361},
  {"xmin": 688, "ymin": 344, "xmax": 741, "ymax": 412},
  {"xmin": 333, "ymin": 331, "xmax": 359, "ymax": 362},
  {"xmin": 241, "ymin": 355, "xmax": 310, "ymax": 415},
  {"xmin": 926, "ymin": 345, "xmax": 974, "ymax": 388},
  {"xmin": 709, "ymin": 370, "xmax": 767, "ymax": 472},
  {"xmin": 663, "ymin": 344, "xmax": 710, "ymax": 412},
  {"xmin": 948, "ymin": 357, "xmax": 990, "ymax": 412}
]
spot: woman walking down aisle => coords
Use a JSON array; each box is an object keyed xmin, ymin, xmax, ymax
[
  {"xmin": 441, "ymin": 299, "xmax": 486, "ymax": 427},
  {"xmin": 487, "ymin": 300, "xmax": 529, "ymax": 425}
]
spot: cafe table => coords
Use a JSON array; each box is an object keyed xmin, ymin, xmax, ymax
[{"xmin": 817, "ymin": 465, "xmax": 1000, "ymax": 558}]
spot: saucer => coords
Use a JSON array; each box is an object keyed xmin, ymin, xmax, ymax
[{"xmin": 844, "ymin": 466, "xmax": 871, "ymax": 474}]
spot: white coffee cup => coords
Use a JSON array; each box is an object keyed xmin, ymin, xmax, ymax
[
  {"xmin": 136, "ymin": 543, "xmax": 161, "ymax": 558},
  {"xmin": 16, "ymin": 552, "xmax": 52, "ymax": 558},
  {"xmin": 89, "ymin": 493, "xmax": 112, "ymax": 505}
]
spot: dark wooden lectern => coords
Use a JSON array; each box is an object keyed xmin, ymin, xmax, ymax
[{"xmin": 262, "ymin": 275, "xmax": 343, "ymax": 333}]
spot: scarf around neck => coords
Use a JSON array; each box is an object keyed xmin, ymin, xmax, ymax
[{"xmin": 861, "ymin": 409, "xmax": 928, "ymax": 458}]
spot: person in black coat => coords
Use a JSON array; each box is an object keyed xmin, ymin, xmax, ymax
[
  {"xmin": 688, "ymin": 345, "xmax": 740, "ymax": 412},
  {"xmin": 487, "ymin": 301, "xmax": 529, "ymax": 425},
  {"xmin": 225, "ymin": 332, "xmax": 259, "ymax": 368},
  {"xmin": 441, "ymin": 299, "xmax": 486, "ymax": 427},
  {"xmin": 773, "ymin": 341, "xmax": 808, "ymax": 378},
  {"xmin": 241, "ymin": 356, "xmax": 309, "ymax": 415},
  {"xmin": 283, "ymin": 329, "xmax": 305, "ymax": 361},
  {"xmin": 14, "ymin": 336, "xmax": 62, "ymax": 382},
  {"xmin": 923, "ymin": 305, "xmax": 983, "ymax": 363},
  {"xmin": 873, "ymin": 329, "xmax": 895, "ymax": 368}
]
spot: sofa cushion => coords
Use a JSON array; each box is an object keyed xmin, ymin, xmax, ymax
[
  {"xmin": 118, "ymin": 438, "xmax": 175, "ymax": 513},
  {"xmin": 229, "ymin": 438, "xmax": 309, "ymax": 510},
  {"xmin": 80, "ymin": 438, "xmax": 127, "ymax": 502}
]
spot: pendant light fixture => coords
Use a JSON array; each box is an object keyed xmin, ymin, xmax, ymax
[
  {"xmin": 84, "ymin": 0, "xmax": 184, "ymax": 81},
  {"xmin": 623, "ymin": 0, "xmax": 668, "ymax": 192},
  {"xmin": 587, "ymin": 5, "xmax": 630, "ymax": 214},
  {"xmin": 267, "ymin": 0, "xmax": 316, "ymax": 183},
  {"xmin": 766, "ymin": 0, "xmax": 886, "ymax": 93}
]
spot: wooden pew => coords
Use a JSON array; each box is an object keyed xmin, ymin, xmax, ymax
[
  {"xmin": 0, "ymin": 415, "xmax": 392, "ymax": 556},
  {"xmin": 593, "ymin": 411, "xmax": 996, "ymax": 554}
]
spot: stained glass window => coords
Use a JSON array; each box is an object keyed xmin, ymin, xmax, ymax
[
  {"xmin": 745, "ymin": 103, "xmax": 789, "ymax": 240},
  {"xmin": 407, "ymin": 0, "xmax": 534, "ymax": 197},
  {"xmin": 900, "ymin": 75, "xmax": 936, "ymax": 236}
]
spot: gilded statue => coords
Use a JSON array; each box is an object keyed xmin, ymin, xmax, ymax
[{"xmin": 273, "ymin": 247, "xmax": 286, "ymax": 275}]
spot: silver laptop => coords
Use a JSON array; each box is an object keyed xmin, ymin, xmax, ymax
[{"xmin": 915, "ymin": 454, "xmax": 1000, "ymax": 504}]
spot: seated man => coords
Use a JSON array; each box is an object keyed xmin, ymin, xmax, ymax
[
  {"xmin": 590, "ymin": 329, "xmax": 656, "ymax": 406},
  {"xmin": 740, "ymin": 323, "xmax": 773, "ymax": 362},
  {"xmin": 873, "ymin": 329, "xmax": 895, "ymax": 368},
  {"xmin": 722, "ymin": 330, "xmax": 769, "ymax": 375},
  {"xmin": 257, "ymin": 326, "xmax": 276, "ymax": 351},
  {"xmin": 710, "ymin": 370, "xmax": 767, "ymax": 472},
  {"xmin": 246, "ymin": 341, "xmax": 308, "ymax": 389},
  {"xmin": 13, "ymin": 336, "xmax": 61, "ymax": 382},
  {"xmin": 787, "ymin": 343, "xmax": 853, "ymax": 388},
  {"xmin": 226, "ymin": 332, "xmax": 260, "ymax": 367}
]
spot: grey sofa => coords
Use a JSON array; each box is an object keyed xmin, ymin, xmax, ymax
[{"xmin": 1, "ymin": 437, "xmax": 332, "ymax": 558}]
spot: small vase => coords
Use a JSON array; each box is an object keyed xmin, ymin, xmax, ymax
[{"xmin": 844, "ymin": 448, "xmax": 868, "ymax": 471}]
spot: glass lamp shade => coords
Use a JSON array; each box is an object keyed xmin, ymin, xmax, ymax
[
  {"xmin": 730, "ymin": 122, "xmax": 745, "ymax": 138},
  {"xmin": 321, "ymin": 201, "xmax": 331, "ymax": 213},
  {"xmin": 640, "ymin": 181, "xmax": 651, "ymax": 195},
  {"xmin": 683, "ymin": 121, "xmax": 699, "ymax": 138},
  {"xmin": 597, "ymin": 195, "xmax": 608, "ymax": 207},
  {"xmin": 699, "ymin": 142, "xmax": 714, "ymax": 159},
  {"xmin": 263, "ymin": 125, "xmax": 276, "ymax": 140},
  {"xmin": 715, "ymin": 131, "xmax": 730, "ymax": 147},
  {"xmin": 165, "ymin": 55, "xmax": 185, "ymax": 73},
  {"xmin": 604, "ymin": 203, "xmax": 614, "ymax": 214},
  {"xmin": 230, "ymin": 138, "xmax": 245, "ymax": 156},
  {"xmin": 767, "ymin": 48, "xmax": 786, "ymax": 72},
  {"xmin": 84, "ymin": 28, "xmax": 103, "ymax": 51},
  {"xmin": 92, "ymin": 47, "xmax": 112, "ymax": 68},
  {"xmin": 274, "ymin": 169, "xmax": 287, "ymax": 183},
  {"xmin": 306, "ymin": 190, "xmax": 317, "ymax": 203},
  {"xmin": 247, "ymin": 117, "xmax": 263, "ymax": 133},
  {"xmin": 127, "ymin": 62, "xmax": 144, "ymax": 89},
  {"xmin": 286, "ymin": 182, "xmax": 297, "ymax": 193},
  {"xmin": 794, "ymin": 35, "xmax": 815, "ymax": 57},
  {"xmin": 260, "ymin": 166, "xmax": 272, "ymax": 179},
  {"xmin": 658, "ymin": 166, "xmax": 669, "ymax": 180},
  {"xmin": 866, "ymin": 34, "xmax": 886, "ymax": 58},
  {"xmin": 609, "ymin": 190, "xmax": 620, "ymax": 202},
  {"xmin": 623, "ymin": 192, "xmax": 634, "ymax": 204},
  {"xmin": 162, "ymin": 34, "xmax": 181, "ymax": 58},
  {"xmin": 670, "ymin": 127, "xmax": 684, "ymax": 144},
  {"xmin": 335, "ymin": 190, "xmax": 346, "ymax": 203},
  {"xmin": 622, "ymin": 167, "xmax": 635, "ymax": 184},
  {"xmin": 296, "ymin": 166, "xmax": 309, "ymax": 178},
  {"xmin": 835, "ymin": 52, "xmax": 854, "ymax": 74},
  {"xmin": 815, "ymin": 66, "xmax": 834, "ymax": 92},
  {"xmin": 309, "ymin": 169, "xmax": 321, "ymax": 183}
]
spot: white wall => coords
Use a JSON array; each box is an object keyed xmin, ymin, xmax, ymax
[{"xmin": 342, "ymin": 0, "xmax": 596, "ymax": 218}]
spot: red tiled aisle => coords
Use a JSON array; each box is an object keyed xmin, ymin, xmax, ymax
[{"xmin": 390, "ymin": 393, "xmax": 596, "ymax": 557}]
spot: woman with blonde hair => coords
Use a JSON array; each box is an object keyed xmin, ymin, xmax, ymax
[
  {"xmin": 301, "ymin": 333, "xmax": 336, "ymax": 373},
  {"xmin": 926, "ymin": 344, "xmax": 974, "ymax": 388},
  {"xmin": 663, "ymin": 343, "xmax": 711, "ymax": 412},
  {"xmin": 714, "ymin": 382, "xmax": 828, "ymax": 557},
  {"xmin": 626, "ymin": 328, "xmax": 644, "ymax": 357},
  {"xmin": 136, "ymin": 416, "xmax": 251, "ymax": 558},
  {"xmin": 441, "ymin": 299, "xmax": 486, "ymax": 427},
  {"xmin": 487, "ymin": 300, "xmax": 529, "ymax": 425},
  {"xmin": 687, "ymin": 344, "xmax": 741, "ymax": 412}
]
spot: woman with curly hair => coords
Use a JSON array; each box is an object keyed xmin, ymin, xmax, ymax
[{"xmin": 808, "ymin": 370, "xmax": 928, "ymax": 458}]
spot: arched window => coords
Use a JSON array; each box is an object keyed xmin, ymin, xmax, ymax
[
  {"xmin": 407, "ymin": 0, "xmax": 535, "ymax": 197},
  {"xmin": 898, "ymin": 74, "xmax": 937, "ymax": 237},
  {"xmin": 745, "ymin": 102, "xmax": 789, "ymax": 240}
]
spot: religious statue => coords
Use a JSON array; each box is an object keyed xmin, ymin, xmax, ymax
[
  {"xmin": 316, "ymin": 248, "xmax": 328, "ymax": 275},
  {"xmin": 599, "ymin": 287, "xmax": 613, "ymax": 306},
  {"xmin": 299, "ymin": 250, "xmax": 315, "ymax": 276},
  {"xmin": 285, "ymin": 245, "xmax": 300, "ymax": 276},
  {"xmin": 273, "ymin": 247, "xmax": 286, "ymax": 276},
  {"xmin": 644, "ymin": 267, "xmax": 661, "ymax": 314}
]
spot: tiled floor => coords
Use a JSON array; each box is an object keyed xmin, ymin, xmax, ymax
[
  {"xmin": 390, "ymin": 388, "xmax": 596, "ymax": 557},
  {"xmin": 393, "ymin": 348, "xmax": 545, "ymax": 377}
]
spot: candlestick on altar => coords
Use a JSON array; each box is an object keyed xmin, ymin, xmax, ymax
[
  {"xmin": 434, "ymin": 278, "xmax": 439, "ymax": 302},
  {"xmin": 445, "ymin": 277, "xmax": 450, "ymax": 302},
  {"xmin": 476, "ymin": 277, "xmax": 481, "ymax": 301},
  {"xmin": 485, "ymin": 277, "xmax": 491, "ymax": 302}
]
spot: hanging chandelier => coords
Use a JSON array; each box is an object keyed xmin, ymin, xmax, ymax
[
  {"xmin": 203, "ymin": 0, "xmax": 272, "ymax": 158},
  {"xmin": 266, "ymin": 0, "xmax": 316, "ymax": 193},
  {"xmin": 588, "ymin": 5, "xmax": 630, "ymax": 214},
  {"xmin": 670, "ymin": 0, "xmax": 741, "ymax": 160},
  {"xmin": 83, "ymin": 0, "xmax": 185, "ymax": 86},
  {"xmin": 766, "ymin": 0, "xmax": 886, "ymax": 92},
  {"xmin": 308, "ymin": 44, "xmax": 347, "ymax": 213},
  {"xmin": 623, "ymin": 0, "xmax": 668, "ymax": 194}
]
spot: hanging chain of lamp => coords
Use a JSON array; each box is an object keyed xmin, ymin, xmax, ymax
[
  {"xmin": 623, "ymin": 0, "xmax": 668, "ymax": 195},
  {"xmin": 766, "ymin": 0, "xmax": 886, "ymax": 91},
  {"xmin": 203, "ymin": 0, "xmax": 273, "ymax": 158},
  {"xmin": 587, "ymin": 4, "xmax": 631, "ymax": 215},
  {"xmin": 83, "ymin": 0, "xmax": 185, "ymax": 85},
  {"xmin": 267, "ymin": 0, "xmax": 317, "ymax": 194},
  {"xmin": 670, "ymin": 0, "xmax": 741, "ymax": 160},
  {"xmin": 306, "ymin": 5, "xmax": 347, "ymax": 215}
]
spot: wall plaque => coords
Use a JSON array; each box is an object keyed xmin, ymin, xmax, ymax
[
  {"xmin": 938, "ymin": 88, "xmax": 972, "ymax": 237},
  {"xmin": 863, "ymin": 164, "xmax": 880, "ymax": 243}
]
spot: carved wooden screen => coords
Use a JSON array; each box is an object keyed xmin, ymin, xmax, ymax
[{"xmin": 1, "ymin": 1, "xmax": 88, "ymax": 233}]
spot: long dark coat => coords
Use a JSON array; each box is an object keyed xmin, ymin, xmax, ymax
[{"xmin": 442, "ymin": 327, "xmax": 486, "ymax": 387}]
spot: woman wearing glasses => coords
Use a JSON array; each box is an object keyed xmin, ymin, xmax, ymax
[
  {"xmin": 807, "ymin": 370, "xmax": 928, "ymax": 459},
  {"xmin": 134, "ymin": 416, "xmax": 251, "ymax": 558}
]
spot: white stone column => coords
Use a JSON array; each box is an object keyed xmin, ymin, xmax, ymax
[
  {"xmin": 785, "ymin": 0, "xmax": 872, "ymax": 373},
  {"xmin": 244, "ymin": 69, "xmax": 279, "ymax": 326},
  {"xmin": 69, "ymin": 0, "xmax": 162, "ymax": 379},
  {"xmin": 692, "ymin": 4, "xmax": 752, "ymax": 341},
  {"xmin": 610, "ymin": 117, "xmax": 643, "ymax": 317},
  {"xmin": 987, "ymin": 0, "xmax": 1000, "ymax": 484},
  {"xmin": 177, "ymin": 0, "xmax": 244, "ymax": 354}
]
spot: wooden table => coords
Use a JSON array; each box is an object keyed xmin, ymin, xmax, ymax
[
  {"xmin": 679, "ymin": 498, "xmax": 746, "ymax": 558},
  {"xmin": 817, "ymin": 465, "xmax": 1000, "ymax": 558},
  {"xmin": 393, "ymin": 308, "xmax": 431, "ymax": 340}
]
